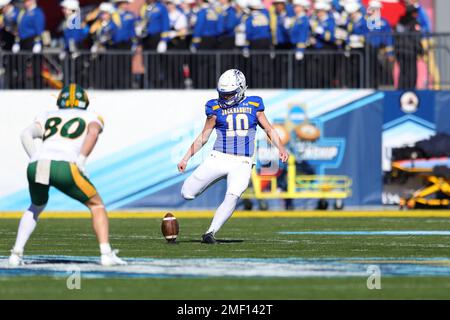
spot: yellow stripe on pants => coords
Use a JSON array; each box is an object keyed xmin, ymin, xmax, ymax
[{"xmin": 69, "ymin": 163, "xmax": 97, "ymax": 199}]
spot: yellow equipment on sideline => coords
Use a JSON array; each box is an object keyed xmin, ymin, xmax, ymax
[{"xmin": 242, "ymin": 155, "xmax": 352, "ymax": 201}]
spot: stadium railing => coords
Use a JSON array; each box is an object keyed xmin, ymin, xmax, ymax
[
  {"xmin": 364, "ymin": 32, "xmax": 450, "ymax": 90},
  {"xmin": 0, "ymin": 33, "xmax": 448, "ymax": 90},
  {"xmin": 0, "ymin": 50, "xmax": 364, "ymax": 90}
]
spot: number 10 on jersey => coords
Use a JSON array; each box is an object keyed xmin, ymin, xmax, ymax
[{"xmin": 226, "ymin": 114, "xmax": 249, "ymax": 137}]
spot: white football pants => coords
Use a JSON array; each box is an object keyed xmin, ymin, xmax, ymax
[
  {"xmin": 181, "ymin": 150, "xmax": 252, "ymax": 234},
  {"xmin": 181, "ymin": 150, "xmax": 252, "ymax": 200}
]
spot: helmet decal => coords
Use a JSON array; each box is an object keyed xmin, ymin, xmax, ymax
[{"xmin": 57, "ymin": 83, "xmax": 89, "ymax": 110}]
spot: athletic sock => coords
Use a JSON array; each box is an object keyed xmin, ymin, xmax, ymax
[
  {"xmin": 206, "ymin": 194, "xmax": 239, "ymax": 235},
  {"xmin": 100, "ymin": 243, "xmax": 112, "ymax": 255},
  {"xmin": 13, "ymin": 210, "xmax": 39, "ymax": 252}
]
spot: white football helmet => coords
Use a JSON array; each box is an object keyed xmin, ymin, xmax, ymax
[{"xmin": 217, "ymin": 69, "xmax": 247, "ymax": 108}]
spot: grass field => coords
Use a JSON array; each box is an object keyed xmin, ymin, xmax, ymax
[{"xmin": 1, "ymin": 213, "xmax": 450, "ymax": 299}]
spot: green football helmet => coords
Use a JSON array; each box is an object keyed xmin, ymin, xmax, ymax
[{"xmin": 57, "ymin": 84, "xmax": 90, "ymax": 109}]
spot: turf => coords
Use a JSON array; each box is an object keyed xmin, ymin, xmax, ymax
[{"xmin": 1, "ymin": 216, "xmax": 450, "ymax": 299}]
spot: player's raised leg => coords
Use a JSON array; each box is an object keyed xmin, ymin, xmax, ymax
[{"xmin": 181, "ymin": 152, "xmax": 227, "ymax": 200}]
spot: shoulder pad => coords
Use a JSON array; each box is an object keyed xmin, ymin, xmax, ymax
[
  {"xmin": 246, "ymin": 96, "xmax": 265, "ymax": 111},
  {"xmin": 205, "ymin": 99, "xmax": 220, "ymax": 117}
]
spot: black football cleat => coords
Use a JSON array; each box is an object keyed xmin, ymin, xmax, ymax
[{"xmin": 201, "ymin": 232, "xmax": 218, "ymax": 244}]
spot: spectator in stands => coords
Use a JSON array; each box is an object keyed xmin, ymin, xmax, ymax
[
  {"xmin": 166, "ymin": 0, "xmax": 189, "ymax": 50},
  {"xmin": 395, "ymin": 3, "xmax": 423, "ymax": 89},
  {"xmin": 90, "ymin": 3, "xmax": 119, "ymax": 88},
  {"xmin": 366, "ymin": 0, "xmax": 395, "ymax": 88},
  {"xmin": 234, "ymin": 0, "xmax": 250, "ymax": 50},
  {"xmin": 406, "ymin": 0, "xmax": 431, "ymax": 35},
  {"xmin": 271, "ymin": 0, "xmax": 295, "ymax": 87},
  {"xmin": 271, "ymin": 0, "xmax": 295, "ymax": 50},
  {"xmin": 90, "ymin": 2, "xmax": 117, "ymax": 52},
  {"xmin": 217, "ymin": 0, "xmax": 239, "ymax": 50},
  {"xmin": 245, "ymin": 0, "xmax": 272, "ymax": 87},
  {"xmin": 191, "ymin": 0, "xmax": 221, "ymax": 51},
  {"xmin": 290, "ymin": 0, "xmax": 310, "ymax": 88},
  {"xmin": 60, "ymin": 0, "xmax": 89, "ymax": 54},
  {"xmin": 13, "ymin": 0, "xmax": 45, "ymax": 89},
  {"xmin": 179, "ymin": 0, "xmax": 197, "ymax": 42},
  {"xmin": 15, "ymin": 0, "xmax": 45, "ymax": 53},
  {"xmin": 165, "ymin": 0, "xmax": 189, "ymax": 88},
  {"xmin": 59, "ymin": 0, "xmax": 90, "ymax": 88},
  {"xmin": 191, "ymin": 0, "xmax": 222, "ymax": 88},
  {"xmin": 139, "ymin": 0, "xmax": 170, "ymax": 52},
  {"xmin": 309, "ymin": 0, "xmax": 336, "ymax": 88},
  {"xmin": 110, "ymin": 0, "xmax": 137, "ymax": 89},
  {"xmin": 245, "ymin": 0, "xmax": 271, "ymax": 52},
  {"xmin": 0, "ymin": 0, "xmax": 18, "ymax": 89},
  {"xmin": 344, "ymin": 0, "xmax": 367, "ymax": 87},
  {"xmin": 0, "ymin": 0, "xmax": 18, "ymax": 51},
  {"xmin": 111, "ymin": 0, "xmax": 136, "ymax": 50}
]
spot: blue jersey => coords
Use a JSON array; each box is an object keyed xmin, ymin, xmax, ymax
[
  {"xmin": 310, "ymin": 14, "xmax": 335, "ymax": 48},
  {"xmin": 63, "ymin": 14, "xmax": 89, "ymax": 49},
  {"xmin": 417, "ymin": 5, "xmax": 431, "ymax": 36},
  {"xmin": 221, "ymin": 6, "xmax": 240, "ymax": 37},
  {"xmin": 206, "ymin": 96, "xmax": 265, "ymax": 157},
  {"xmin": 192, "ymin": 5, "xmax": 222, "ymax": 46},
  {"xmin": 141, "ymin": 1, "xmax": 170, "ymax": 40},
  {"xmin": 367, "ymin": 17, "xmax": 394, "ymax": 57},
  {"xmin": 273, "ymin": 4, "xmax": 295, "ymax": 45},
  {"xmin": 346, "ymin": 15, "xmax": 369, "ymax": 49},
  {"xmin": 113, "ymin": 10, "xmax": 137, "ymax": 43},
  {"xmin": 246, "ymin": 9, "xmax": 271, "ymax": 42},
  {"xmin": 290, "ymin": 14, "xmax": 310, "ymax": 53},
  {"xmin": 1, "ymin": 6, "xmax": 19, "ymax": 32},
  {"xmin": 18, "ymin": 6, "xmax": 45, "ymax": 41}
]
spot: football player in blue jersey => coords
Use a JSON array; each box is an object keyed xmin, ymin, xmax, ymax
[{"xmin": 178, "ymin": 69, "xmax": 289, "ymax": 244}]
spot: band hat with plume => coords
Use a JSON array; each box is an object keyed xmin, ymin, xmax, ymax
[
  {"xmin": 0, "ymin": 0, "xmax": 12, "ymax": 8},
  {"xmin": 60, "ymin": 0, "xmax": 80, "ymax": 10},
  {"xmin": 368, "ymin": 0, "xmax": 382, "ymax": 9},
  {"xmin": 248, "ymin": 0, "xmax": 264, "ymax": 10},
  {"xmin": 344, "ymin": 0, "xmax": 361, "ymax": 13},
  {"xmin": 292, "ymin": 0, "xmax": 310, "ymax": 7},
  {"xmin": 99, "ymin": 2, "xmax": 116, "ymax": 13},
  {"xmin": 314, "ymin": 0, "xmax": 331, "ymax": 11}
]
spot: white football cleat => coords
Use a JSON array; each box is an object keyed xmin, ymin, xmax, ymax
[
  {"xmin": 8, "ymin": 250, "xmax": 24, "ymax": 267},
  {"xmin": 100, "ymin": 250, "xmax": 127, "ymax": 266}
]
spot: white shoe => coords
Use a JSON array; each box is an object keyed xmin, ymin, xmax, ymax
[
  {"xmin": 8, "ymin": 250, "xmax": 24, "ymax": 267},
  {"xmin": 100, "ymin": 250, "xmax": 127, "ymax": 266}
]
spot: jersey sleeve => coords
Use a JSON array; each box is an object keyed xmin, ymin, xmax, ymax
[
  {"xmin": 205, "ymin": 100, "xmax": 220, "ymax": 118},
  {"xmin": 248, "ymin": 96, "xmax": 265, "ymax": 112},
  {"xmin": 87, "ymin": 112, "xmax": 105, "ymax": 132},
  {"xmin": 34, "ymin": 111, "xmax": 48, "ymax": 129}
]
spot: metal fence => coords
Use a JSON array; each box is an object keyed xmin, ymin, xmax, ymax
[
  {"xmin": 0, "ymin": 50, "xmax": 364, "ymax": 90},
  {"xmin": 364, "ymin": 32, "xmax": 450, "ymax": 90},
  {"xmin": 0, "ymin": 33, "xmax": 448, "ymax": 90}
]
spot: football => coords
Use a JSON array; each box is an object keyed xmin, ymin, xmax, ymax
[{"xmin": 161, "ymin": 212, "xmax": 179, "ymax": 243}]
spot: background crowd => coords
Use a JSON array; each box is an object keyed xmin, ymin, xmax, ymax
[{"xmin": 0, "ymin": 0, "xmax": 435, "ymax": 89}]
